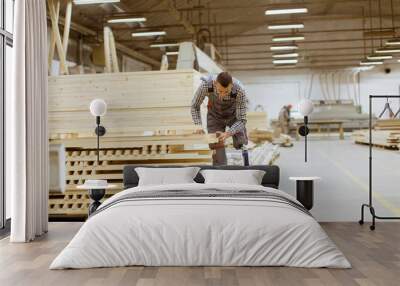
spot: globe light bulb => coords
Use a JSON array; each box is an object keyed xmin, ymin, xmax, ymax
[
  {"xmin": 298, "ymin": 99, "xmax": 314, "ymax": 116},
  {"xmin": 89, "ymin": 99, "xmax": 107, "ymax": 117}
]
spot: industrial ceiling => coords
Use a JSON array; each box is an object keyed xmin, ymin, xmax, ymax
[{"xmin": 55, "ymin": 0, "xmax": 400, "ymax": 71}]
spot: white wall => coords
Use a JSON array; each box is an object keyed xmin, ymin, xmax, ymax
[
  {"xmin": 233, "ymin": 64, "xmax": 400, "ymax": 119},
  {"xmin": 359, "ymin": 65, "xmax": 400, "ymax": 117}
]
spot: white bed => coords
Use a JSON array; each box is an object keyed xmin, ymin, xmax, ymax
[{"xmin": 50, "ymin": 183, "xmax": 351, "ymax": 269}]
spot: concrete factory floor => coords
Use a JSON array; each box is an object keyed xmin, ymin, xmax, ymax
[{"xmin": 278, "ymin": 134, "xmax": 400, "ymax": 222}]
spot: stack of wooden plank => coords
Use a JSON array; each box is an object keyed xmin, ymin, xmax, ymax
[
  {"xmin": 48, "ymin": 70, "xmax": 202, "ymax": 138},
  {"xmin": 226, "ymin": 143, "xmax": 279, "ymax": 166},
  {"xmin": 48, "ymin": 70, "xmax": 275, "ymax": 218},
  {"xmin": 49, "ymin": 135, "xmax": 215, "ymax": 218},
  {"xmin": 246, "ymin": 112, "xmax": 268, "ymax": 130},
  {"xmin": 248, "ymin": 129, "xmax": 274, "ymax": 143},
  {"xmin": 374, "ymin": 119, "xmax": 400, "ymax": 130},
  {"xmin": 353, "ymin": 119, "xmax": 400, "ymax": 150},
  {"xmin": 48, "ymin": 70, "xmax": 209, "ymax": 218}
]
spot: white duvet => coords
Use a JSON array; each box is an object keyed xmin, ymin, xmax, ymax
[{"xmin": 50, "ymin": 183, "xmax": 351, "ymax": 269}]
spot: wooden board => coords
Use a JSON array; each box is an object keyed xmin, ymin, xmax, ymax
[
  {"xmin": 50, "ymin": 134, "xmax": 217, "ymax": 148},
  {"xmin": 48, "ymin": 70, "xmax": 201, "ymax": 111},
  {"xmin": 49, "ymin": 108, "xmax": 200, "ymax": 138},
  {"xmin": 375, "ymin": 119, "xmax": 400, "ymax": 130}
]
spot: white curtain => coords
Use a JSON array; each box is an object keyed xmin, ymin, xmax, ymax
[{"xmin": 9, "ymin": 0, "xmax": 49, "ymax": 242}]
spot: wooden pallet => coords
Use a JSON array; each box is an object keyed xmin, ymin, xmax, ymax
[
  {"xmin": 353, "ymin": 129, "xmax": 400, "ymax": 150},
  {"xmin": 49, "ymin": 139, "xmax": 213, "ymax": 218},
  {"xmin": 49, "ymin": 189, "xmax": 120, "ymax": 217}
]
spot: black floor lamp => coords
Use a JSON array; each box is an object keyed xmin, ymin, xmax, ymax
[
  {"xmin": 298, "ymin": 99, "xmax": 314, "ymax": 162},
  {"xmin": 89, "ymin": 99, "xmax": 107, "ymax": 164},
  {"xmin": 359, "ymin": 95, "xmax": 400, "ymax": 230}
]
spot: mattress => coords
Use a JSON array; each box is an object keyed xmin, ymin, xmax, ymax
[{"xmin": 50, "ymin": 183, "xmax": 350, "ymax": 269}]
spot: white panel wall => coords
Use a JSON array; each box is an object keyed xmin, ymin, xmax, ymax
[
  {"xmin": 244, "ymin": 81, "xmax": 301, "ymax": 119},
  {"xmin": 233, "ymin": 64, "xmax": 400, "ymax": 119},
  {"xmin": 359, "ymin": 66, "xmax": 400, "ymax": 117}
]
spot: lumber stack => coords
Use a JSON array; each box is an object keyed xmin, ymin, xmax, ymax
[
  {"xmin": 48, "ymin": 70, "xmax": 214, "ymax": 218},
  {"xmin": 248, "ymin": 129, "xmax": 274, "ymax": 143},
  {"xmin": 247, "ymin": 112, "xmax": 268, "ymax": 130},
  {"xmin": 353, "ymin": 119, "xmax": 400, "ymax": 150},
  {"xmin": 49, "ymin": 135, "xmax": 215, "ymax": 218},
  {"xmin": 227, "ymin": 143, "xmax": 280, "ymax": 166},
  {"xmin": 374, "ymin": 119, "xmax": 400, "ymax": 130},
  {"xmin": 49, "ymin": 70, "xmax": 202, "ymax": 138},
  {"xmin": 47, "ymin": 71, "xmax": 272, "ymax": 218}
]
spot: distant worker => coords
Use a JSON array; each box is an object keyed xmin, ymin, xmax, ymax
[
  {"xmin": 191, "ymin": 72, "xmax": 248, "ymax": 166},
  {"xmin": 278, "ymin": 104, "xmax": 292, "ymax": 135}
]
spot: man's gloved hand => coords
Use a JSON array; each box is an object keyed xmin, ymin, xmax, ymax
[{"xmin": 217, "ymin": 131, "xmax": 232, "ymax": 142}]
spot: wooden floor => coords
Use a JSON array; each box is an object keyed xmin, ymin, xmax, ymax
[{"xmin": 0, "ymin": 222, "xmax": 399, "ymax": 286}]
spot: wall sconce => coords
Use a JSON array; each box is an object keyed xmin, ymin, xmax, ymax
[
  {"xmin": 298, "ymin": 99, "xmax": 314, "ymax": 162},
  {"xmin": 89, "ymin": 99, "xmax": 107, "ymax": 164}
]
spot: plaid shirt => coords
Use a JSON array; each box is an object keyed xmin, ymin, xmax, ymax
[{"xmin": 191, "ymin": 79, "xmax": 247, "ymax": 135}]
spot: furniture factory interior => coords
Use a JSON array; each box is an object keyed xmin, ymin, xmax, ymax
[{"xmin": 1, "ymin": 0, "xmax": 400, "ymax": 285}]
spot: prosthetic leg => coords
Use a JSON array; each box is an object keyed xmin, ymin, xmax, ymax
[
  {"xmin": 209, "ymin": 132, "xmax": 227, "ymax": 166},
  {"xmin": 241, "ymin": 145, "xmax": 249, "ymax": 166}
]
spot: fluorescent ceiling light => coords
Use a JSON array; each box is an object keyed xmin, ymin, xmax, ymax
[
  {"xmin": 273, "ymin": 59, "xmax": 298, "ymax": 64},
  {"xmin": 376, "ymin": 47, "xmax": 400, "ymax": 53},
  {"xmin": 73, "ymin": 0, "xmax": 119, "ymax": 4},
  {"xmin": 166, "ymin": 51, "xmax": 179, "ymax": 56},
  {"xmin": 150, "ymin": 43, "xmax": 180, "ymax": 48},
  {"xmin": 270, "ymin": 45, "xmax": 298, "ymax": 51},
  {"xmin": 385, "ymin": 38, "xmax": 400, "ymax": 45},
  {"xmin": 132, "ymin": 31, "xmax": 166, "ymax": 37},
  {"xmin": 272, "ymin": 35, "xmax": 305, "ymax": 42},
  {"xmin": 272, "ymin": 53, "xmax": 299, "ymax": 58},
  {"xmin": 360, "ymin": 60, "xmax": 383, "ymax": 65},
  {"xmin": 265, "ymin": 8, "xmax": 308, "ymax": 15},
  {"xmin": 268, "ymin": 23, "xmax": 304, "ymax": 30},
  {"xmin": 107, "ymin": 17, "xmax": 146, "ymax": 24},
  {"xmin": 367, "ymin": 54, "xmax": 393, "ymax": 60}
]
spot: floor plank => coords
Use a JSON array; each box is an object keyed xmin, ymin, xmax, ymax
[{"xmin": 0, "ymin": 222, "xmax": 399, "ymax": 286}]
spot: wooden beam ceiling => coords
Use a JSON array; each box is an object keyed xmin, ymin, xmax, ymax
[
  {"xmin": 162, "ymin": 0, "xmax": 196, "ymax": 35},
  {"xmin": 54, "ymin": 0, "xmax": 400, "ymax": 70}
]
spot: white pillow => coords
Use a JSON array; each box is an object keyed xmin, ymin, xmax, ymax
[
  {"xmin": 200, "ymin": 169, "xmax": 266, "ymax": 185},
  {"xmin": 136, "ymin": 167, "xmax": 200, "ymax": 186}
]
